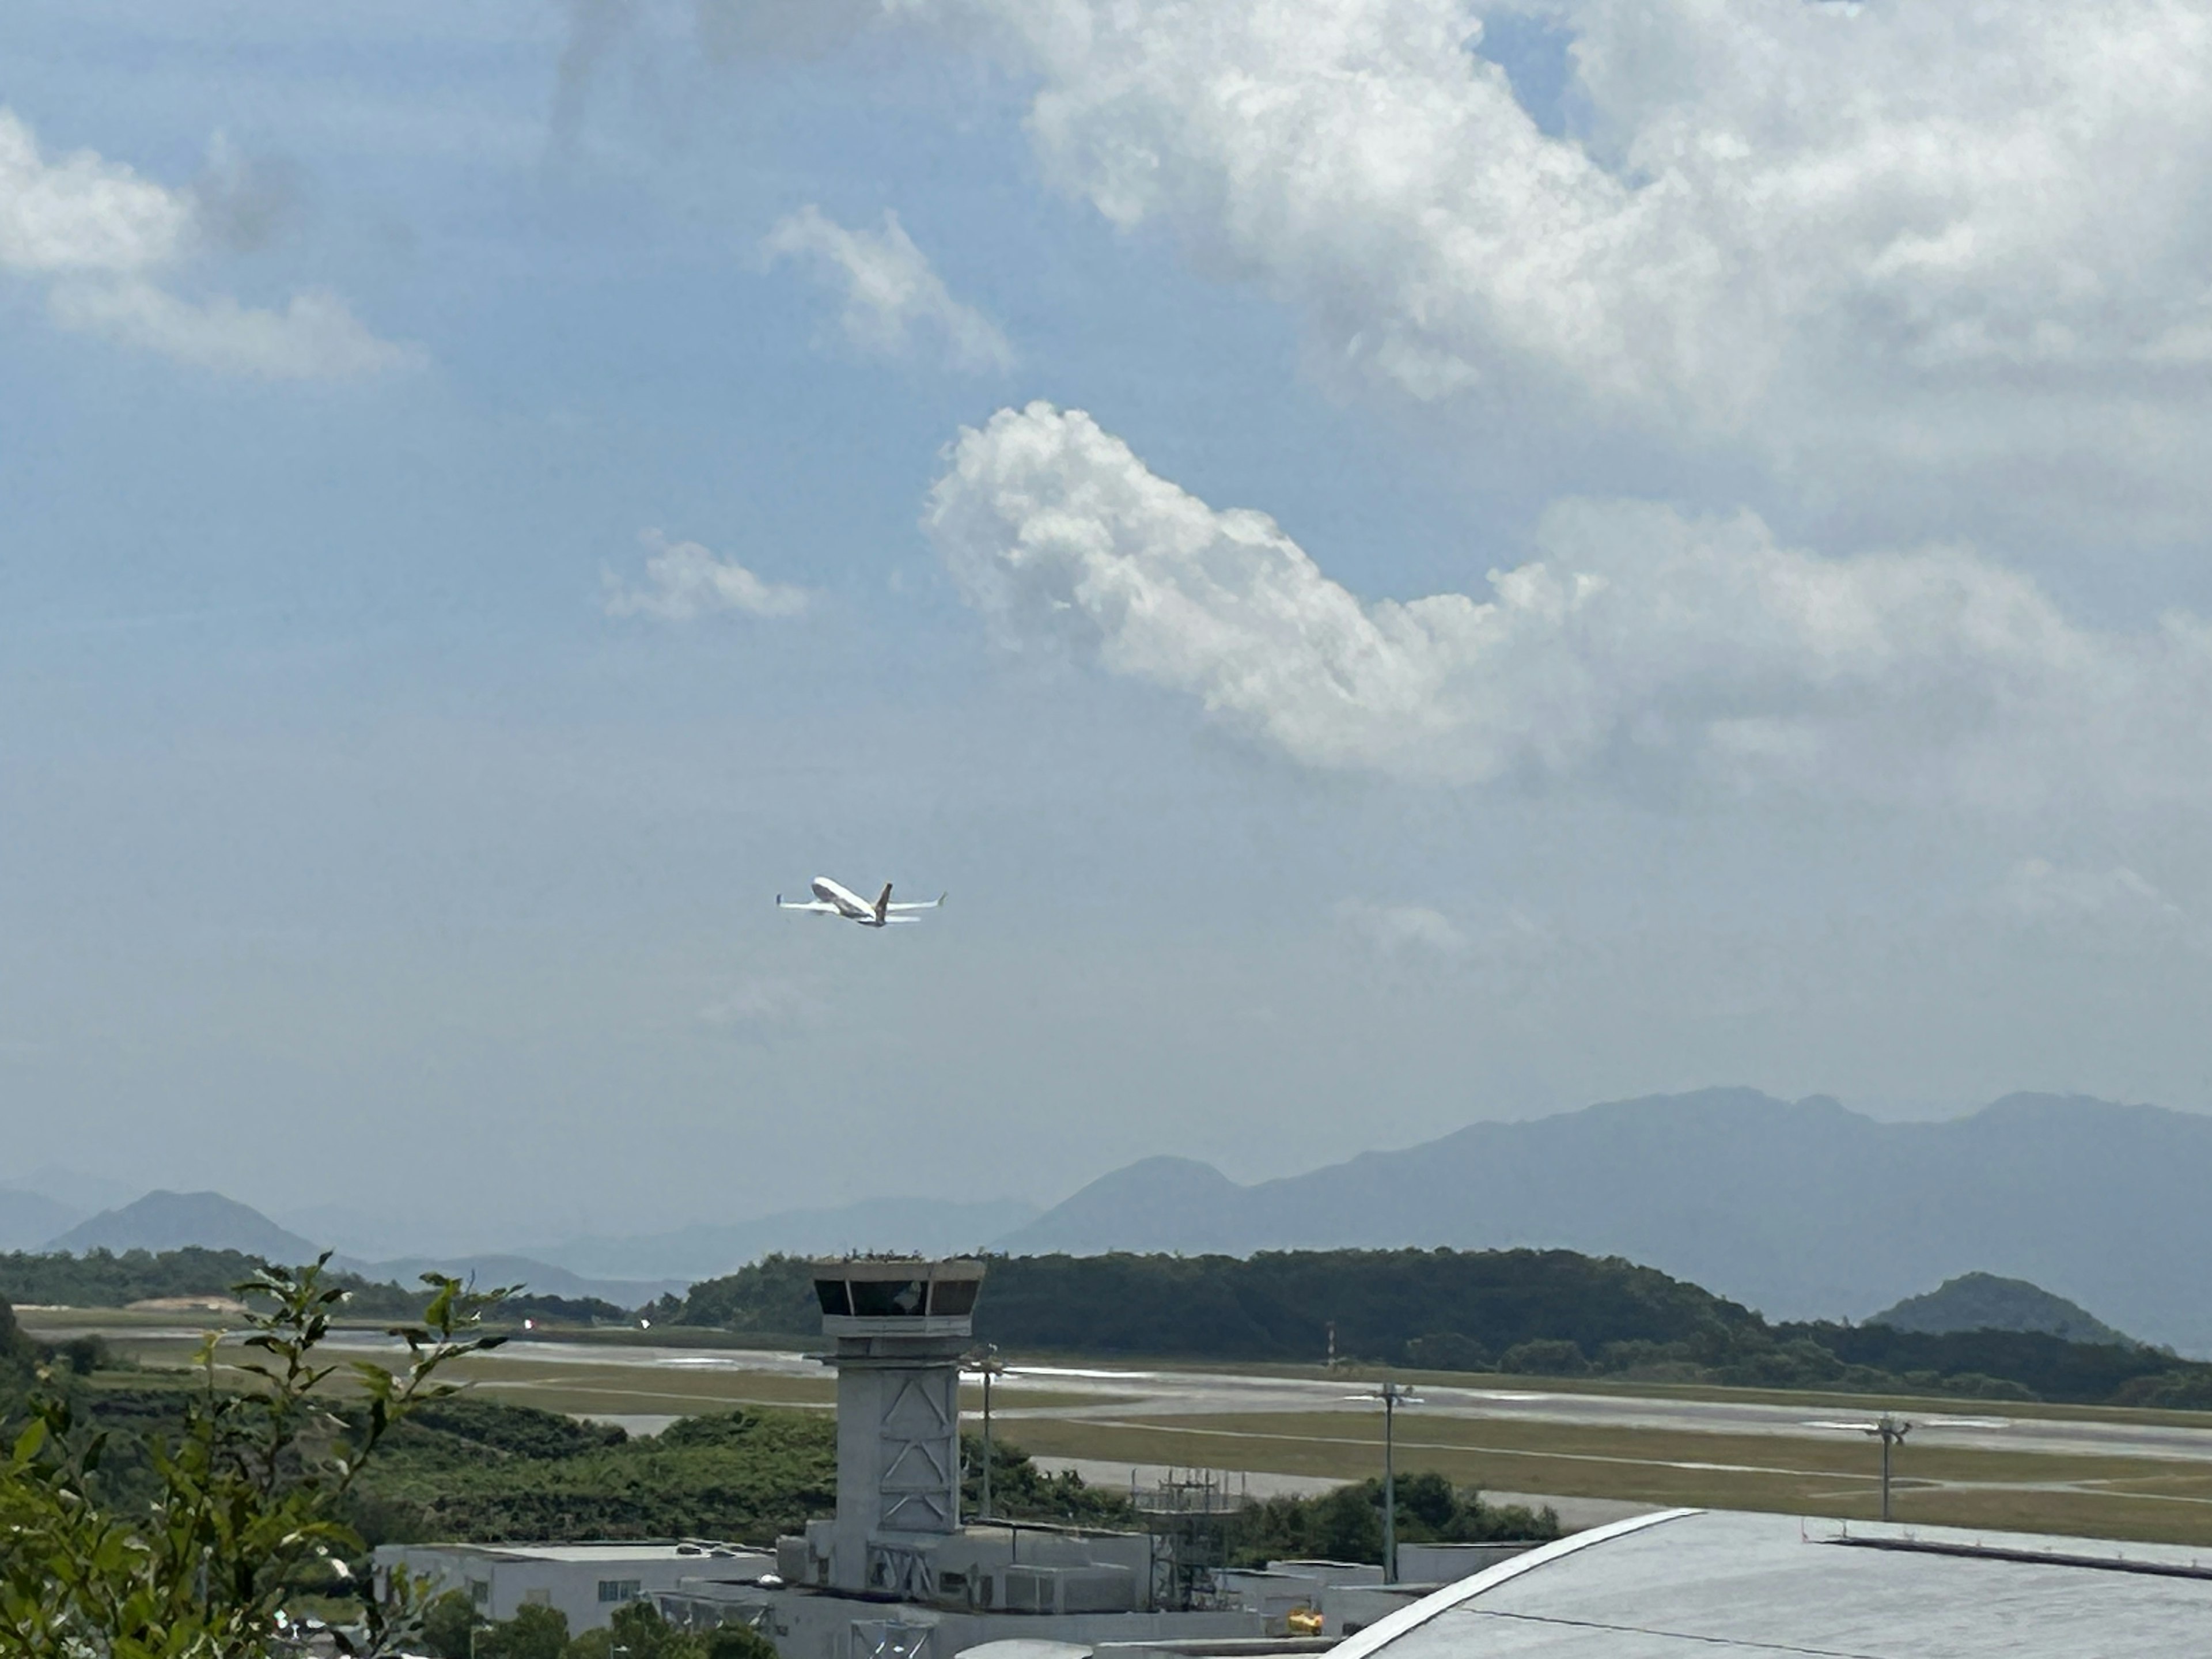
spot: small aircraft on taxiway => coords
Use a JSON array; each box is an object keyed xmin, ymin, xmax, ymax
[{"xmin": 777, "ymin": 876, "xmax": 946, "ymax": 929}]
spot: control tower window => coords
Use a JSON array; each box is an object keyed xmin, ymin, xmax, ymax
[
  {"xmin": 813, "ymin": 1279, "xmax": 853, "ymax": 1316},
  {"xmin": 850, "ymin": 1278, "xmax": 929, "ymax": 1316},
  {"xmin": 928, "ymin": 1279, "xmax": 979, "ymax": 1317}
]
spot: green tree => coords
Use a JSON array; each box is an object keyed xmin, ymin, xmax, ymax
[
  {"xmin": 478, "ymin": 1603, "xmax": 571, "ymax": 1659},
  {"xmin": 423, "ymin": 1589, "xmax": 482, "ymax": 1658},
  {"xmin": 601, "ymin": 1601, "xmax": 703, "ymax": 1659},
  {"xmin": 703, "ymin": 1622, "xmax": 779, "ymax": 1659},
  {"xmin": 0, "ymin": 1256, "xmax": 508, "ymax": 1656}
]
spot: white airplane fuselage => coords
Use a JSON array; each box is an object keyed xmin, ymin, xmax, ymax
[
  {"xmin": 778, "ymin": 874, "xmax": 943, "ymax": 927},
  {"xmin": 812, "ymin": 876, "xmax": 881, "ymax": 923}
]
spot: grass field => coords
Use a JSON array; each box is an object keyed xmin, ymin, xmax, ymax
[
  {"xmin": 998, "ymin": 1410, "xmax": 2212, "ymax": 1546},
  {"xmin": 32, "ymin": 1311, "xmax": 2212, "ymax": 1549}
]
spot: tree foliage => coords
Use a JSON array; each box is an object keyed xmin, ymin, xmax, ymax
[
  {"xmin": 0, "ymin": 1259, "xmax": 508, "ymax": 1656},
  {"xmin": 0, "ymin": 1247, "xmax": 428, "ymax": 1319},
  {"xmin": 1222, "ymin": 1474, "xmax": 1558, "ymax": 1567},
  {"xmin": 349, "ymin": 1406, "xmax": 838, "ymax": 1546},
  {"xmin": 442, "ymin": 1599, "xmax": 779, "ymax": 1659},
  {"xmin": 666, "ymin": 1248, "xmax": 2212, "ymax": 1409}
]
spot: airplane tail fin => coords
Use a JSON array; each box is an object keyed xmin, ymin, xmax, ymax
[{"xmin": 875, "ymin": 882, "xmax": 893, "ymax": 924}]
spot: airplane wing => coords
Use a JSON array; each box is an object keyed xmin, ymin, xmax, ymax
[
  {"xmin": 884, "ymin": 892, "xmax": 948, "ymax": 912},
  {"xmin": 777, "ymin": 897, "xmax": 842, "ymax": 913}
]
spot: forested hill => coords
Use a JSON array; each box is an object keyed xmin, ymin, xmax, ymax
[
  {"xmin": 666, "ymin": 1249, "xmax": 2212, "ymax": 1411},
  {"xmin": 669, "ymin": 1248, "xmax": 1762, "ymax": 1359},
  {"xmin": 0, "ymin": 1249, "xmax": 630, "ymax": 1327}
]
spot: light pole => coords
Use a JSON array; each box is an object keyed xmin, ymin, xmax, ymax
[
  {"xmin": 1349, "ymin": 1378, "xmax": 1422, "ymax": 1582},
  {"xmin": 965, "ymin": 1343, "xmax": 1005, "ymax": 1521},
  {"xmin": 1863, "ymin": 1414, "xmax": 1912, "ymax": 1522},
  {"xmin": 1806, "ymin": 1412, "xmax": 1917, "ymax": 1522}
]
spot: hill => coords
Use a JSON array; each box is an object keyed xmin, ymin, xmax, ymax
[
  {"xmin": 45, "ymin": 1191, "xmax": 318, "ymax": 1260},
  {"xmin": 339, "ymin": 1253, "xmax": 681, "ymax": 1309},
  {"xmin": 996, "ymin": 1089, "xmax": 2212, "ymax": 1353},
  {"xmin": 1869, "ymin": 1272, "xmax": 2139, "ymax": 1347},
  {"xmin": 669, "ymin": 1249, "xmax": 2212, "ymax": 1410}
]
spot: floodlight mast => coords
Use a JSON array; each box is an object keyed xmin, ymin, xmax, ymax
[
  {"xmin": 965, "ymin": 1342, "xmax": 1006, "ymax": 1521},
  {"xmin": 1865, "ymin": 1414, "xmax": 1912, "ymax": 1522},
  {"xmin": 1350, "ymin": 1378, "xmax": 1423, "ymax": 1582}
]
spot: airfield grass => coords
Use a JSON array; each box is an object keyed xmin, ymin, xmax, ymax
[
  {"xmin": 66, "ymin": 1330, "xmax": 1104, "ymax": 1419},
  {"xmin": 40, "ymin": 1317, "xmax": 2212, "ymax": 1549},
  {"xmin": 999, "ymin": 1411, "xmax": 2212, "ymax": 1548}
]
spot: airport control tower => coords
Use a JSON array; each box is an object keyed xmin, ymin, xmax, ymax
[{"xmin": 809, "ymin": 1257, "xmax": 986, "ymax": 1598}]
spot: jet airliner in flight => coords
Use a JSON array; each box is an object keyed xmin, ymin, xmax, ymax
[{"xmin": 777, "ymin": 877, "xmax": 946, "ymax": 928}]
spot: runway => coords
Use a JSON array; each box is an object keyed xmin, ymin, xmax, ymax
[{"xmin": 47, "ymin": 1319, "xmax": 2212, "ymax": 1471}]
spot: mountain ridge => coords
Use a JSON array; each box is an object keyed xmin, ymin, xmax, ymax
[
  {"xmin": 44, "ymin": 1191, "xmax": 320, "ymax": 1261},
  {"xmin": 994, "ymin": 1089, "xmax": 2212, "ymax": 1354}
]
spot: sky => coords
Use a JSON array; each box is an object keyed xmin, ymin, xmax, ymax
[{"xmin": 6, "ymin": 0, "xmax": 2212, "ymax": 1252}]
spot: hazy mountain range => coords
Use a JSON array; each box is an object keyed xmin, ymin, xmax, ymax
[
  {"xmin": 14, "ymin": 1190, "xmax": 683, "ymax": 1307},
  {"xmin": 13, "ymin": 1088, "xmax": 2212, "ymax": 1353},
  {"xmin": 1001, "ymin": 1088, "xmax": 2212, "ymax": 1354}
]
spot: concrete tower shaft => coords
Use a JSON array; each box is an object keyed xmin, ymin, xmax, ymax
[{"xmin": 809, "ymin": 1257, "xmax": 986, "ymax": 1596}]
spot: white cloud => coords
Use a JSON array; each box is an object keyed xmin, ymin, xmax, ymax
[
  {"xmin": 798, "ymin": 0, "xmax": 2212, "ymax": 524},
  {"xmin": 1997, "ymin": 860, "xmax": 2185, "ymax": 930},
  {"xmin": 1336, "ymin": 899, "xmax": 1467, "ymax": 957},
  {"xmin": 763, "ymin": 204, "xmax": 1014, "ymax": 373},
  {"xmin": 603, "ymin": 531, "xmax": 812, "ymax": 621},
  {"xmin": 1, "ymin": 106, "xmax": 415, "ymax": 378},
  {"xmin": 0, "ymin": 109, "xmax": 192, "ymax": 274},
  {"xmin": 49, "ymin": 281, "xmax": 423, "ymax": 381},
  {"xmin": 926, "ymin": 402, "xmax": 2212, "ymax": 805}
]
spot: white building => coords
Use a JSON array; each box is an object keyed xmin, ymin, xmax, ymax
[
  {"xmin": 1327, "ymin": 1507, "xmax": 2212, "ymax": 1656},
  {"xmin": 374, "ymin": 1540, "xmax": 772, "ymax": 1634}
]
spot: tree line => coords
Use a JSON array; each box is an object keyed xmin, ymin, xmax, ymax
[{"xmin": 662, "ymin": 1248, "xmax": 2212, "ymax": 1410}]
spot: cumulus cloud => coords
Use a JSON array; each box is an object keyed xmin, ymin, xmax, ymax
[
  {"xmin": 925, "ymin": 402, "xmax": 2212, "ymax": 804},
  {"xmin": 0, "ymin": 106, "xmax": 414, "ymax": 378},
  {"xmin": 603, "ymin": 531, "xmax": 812, "ymax": 620},
  {"xmin": 0, "ymin": 109, "xmax": 192, "ymax": 274},
  {"xmin": 763, "ymin": 205, "xmax": 1014, "ymax": 373},
  {"xmin": 758, "ymin": 1, "xmax": 2212, "ymax": 521}
]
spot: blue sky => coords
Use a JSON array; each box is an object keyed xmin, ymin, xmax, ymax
[{"xmin": 7, "ymin": 1, "xmax": 2212, "ymax": 1252}]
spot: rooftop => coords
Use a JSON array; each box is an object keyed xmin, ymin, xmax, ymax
[
  {"xmin": 1333, "ymin": 1509, "xmax": 2212, "ymax": 1657},
  {"xmin": 400, "ymin": 1540, "xmax": 761, "ymax": 1566}
]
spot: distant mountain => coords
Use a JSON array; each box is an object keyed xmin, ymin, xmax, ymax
[
  {"xmin": 0, "ymin": 1189, "xmax": 82, "ymax": 1252},
  {"xmin": 528, "ymin": 1196, "xmax": 1042, "ymax": 1283},
  {"xmin": 1870, "ymin": 1272, "xmax": 2139, "ymax": 1349},
  {"xmin": 45, "ymin": 1191, "xmax": 317, "ymax": 1260},
  {"xmin": 2, "ymin": 1164, "xmax": 134, "ymax": 1215},
  {"xmin": 995, "ymin": 1089, "xmax": 2212, "ymax": 1355}
]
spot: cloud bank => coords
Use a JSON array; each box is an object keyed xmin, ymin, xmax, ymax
[
  {"xmin": 0, "ymin": 107, "xmax": 414, "ymax": 379},
  {"xmin": 604, "ymin": 531, "xmax": 812, "ymax": 620},
  {"xmin": 758, "ymin": 0, "xmax": 2212, "ymax": 524},
  {"xmin": 926, "ymin": 402, "xmax": 2212, "ymax": 805},
  {"xmin": 764, "ymin": 205, "xmax": 1014, "ymax": 374}
]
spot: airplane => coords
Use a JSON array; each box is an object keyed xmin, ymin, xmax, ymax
[{"xmin": 777, "ymin": 877, "xmax": 946, "ymax": 928}]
